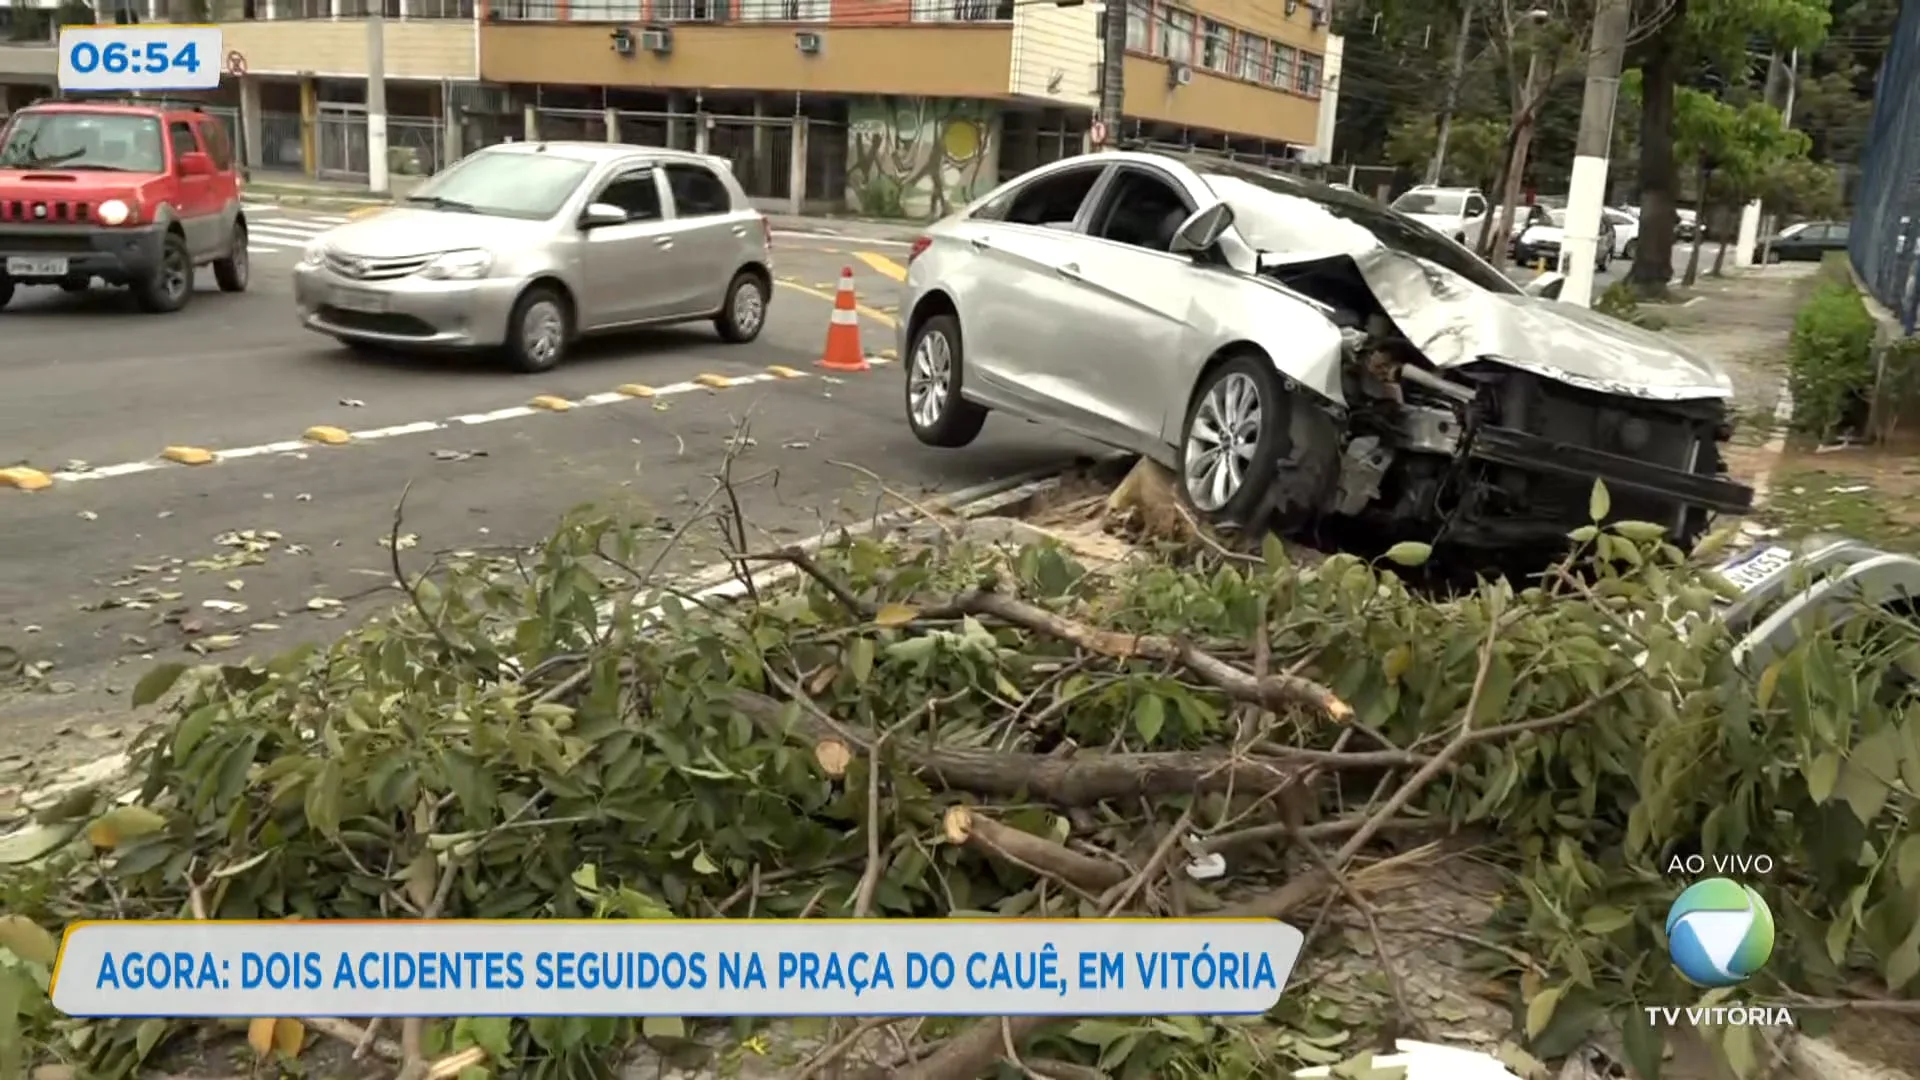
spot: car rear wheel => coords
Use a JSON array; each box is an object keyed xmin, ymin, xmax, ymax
[
  {"xmin": 1180, "ymin": 354, "xmax": 1294, "ymax": 525},
  {"xmin": 905, "ymin": 313, "xmax": 987, "ymax": 448},
  {"xmin": 504, "ymin": 285, "xmax": 570, "ymax": 374},
  {"xmin": 1623, "ymin": 239, "xmax": 1637, "ymax": 261},
  {"xmin": 0, "ymin": 276, "xmax": 12, "ymax": 311},
  {"xmin": 133, "ymin": 232, "xmax": 193, "ymax": 314},
  {"xmin": 715, "ymin": 270, "xmax": 767, "ymax": 344},
  {"xmin": 214, "ymin": 224, "xmax": 250, "ymax": 293}
]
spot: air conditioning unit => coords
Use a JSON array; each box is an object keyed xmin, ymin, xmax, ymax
[
  {"xmin": 1309, "ymin": 2, "xmax": 1326, "ymax": 25},
  {"xmin": 1169, "ymin": 63, "xmax": 1193, "ymax": 87},
  {"xmin": 610, "ymin": 27, "xmax": 635, "ymax": 55},
  {"xmin": 1284, "ymin": 0, "xmax": 1297, "ymax": 13},
  {"xmin": 794, "ymin": 31, "xmax": 823, "ymax": 54},
  {"xmin": 640, "ymin": 27, "xmax": 673, "ymax": 54}
]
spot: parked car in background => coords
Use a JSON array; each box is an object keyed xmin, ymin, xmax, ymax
[
  {"xmin": 897, "ymin": 152, "xmax": 1752, "ymax": 563},
  {"xmin": 1605, "ymin": 207, "xmax": 1640, "ymax": 260},
  {"xmin": 1676, "ymin": 208, "xmax": 1699, "ymax": 242},
  {"xmin": 1387, "ymin": 185, "xmax": 1489, "ymax": 245},
  {"xmin": 292, "ymin": 142, "xmax": 774, "ymax": 372},
  {"xmin": 1512, "ymin": 208, "xmax": 1614, "ymax": 272},
  {"xmin": 1506, "ymin": 203, "xmax": 1553, "ymax": 251},
  {"xmin": 0, "ymin": 100, "xmax": 250, "ymax": 312},
  {"xmin": 1767, "ymin": 220, "xmax": 1851, "ymax": 262}
]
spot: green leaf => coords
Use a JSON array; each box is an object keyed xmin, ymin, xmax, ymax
[
  {"xmin": 1525, "ymin": 984, "xmax": 1564, "ymax": 1040},
  {"xmin": 1261, "ymin": 532, "xmax": 1286, "ymax": 566},
  {"xmin": 1620, "ymin": 1007, "xmax": 1664, "ymax": 1079},
  {"xmin": 873, "ymin": 603, "xmax": 918, "ymax": 628},
  {"xmin": 1720, "ymin": 1022, "xmax": 1759, "ymax": 1079},
  {"xmin": 1898, "ymin": 834, "xmax": 1920, "ymax": 890},
  {"xmin": 467, "ymin": 1016, "xmax": 514, "ymax": 1060},
  {"xmin": 1065, "ymin": 1020, "xmax": 1136, "ymax": 1049},
  {"xmin": 690, "ymin": 850, "xmax": 719, "ymax": 875},
  {"xmin": 0, "ymin": 914, "xmax": 59, "ymax": 965},
  {"xmin": 135, "ymin": 1017, "xmax": 170, "ymax": 1061},
  {"xmin": 85, "ymin": 805, "xmax": 168, "ymax": 850},
  {"xmin": 1836, "ymin": 758, "xmax": 1892, "ymax": 825},
  {"xmin": 1383, "ymin": 541, "xmax": 1432, "ymax": 568},
  {"xmin": 640, "ymin": 1016, "xmax": 686, "ymax": 1040},
  {"xmin": 1579, "ymin": 906, "xmax": 1634, "ymax": 935},
  {"xmin": 1589, "ymin": 478, "xmax": 1611, "ymax": 522},
  {"xmin": 1611, "ymin": 520, "xmax": 1668, "ymax": 542},
  {"xmin": 130, "ymin": 662, "xmax": 189, "ymax": 707},
  {"xmin": 1885, "ymin": 917, "xmax": 1920, "ymax": 991},
  {"xmin": 1803, "ymin": 752, "xmax": 1840, "ymax": 803},
  {"xmin": 849, "ymin": 637, "xmax": 875, "ymax": 685},
  {"xmin": 1133, "ymin": 694, "xmax": 1166, "ymax": 744},
  {"xmin": 0, "ymin": 821, "xmax": 81, "ymax": 865}
]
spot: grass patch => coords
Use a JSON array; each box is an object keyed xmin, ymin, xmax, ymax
[{"xmin": 1760, "ymin": 459, "xmax": 1920, "ymax": 553}]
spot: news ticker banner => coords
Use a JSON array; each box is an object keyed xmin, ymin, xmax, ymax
[{"xmin": 52, "ymin": 919, "xmax": 1304, "ymax": 1018}]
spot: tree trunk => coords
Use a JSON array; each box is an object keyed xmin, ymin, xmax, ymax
[
  {"xmin": 1711, "ymin": 222, "xmax": 1729, "ymax": 276},
  {"xmin": 1683, "ymin": 161, "xmax": 1708, "ymax": 287},
  {"xmin": 1628, "ymin": 0, "xmax": 1685, "ymax": 297}
]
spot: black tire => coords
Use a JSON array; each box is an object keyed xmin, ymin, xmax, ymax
[
  {"xmin": 503, "ymin": 285, "xmax": 571, "ymax": 374},
  {"xmin": 1178, "ymin": 353, "xmax": 1294, "ymax": 526},
  {"xmin": 133, "ymin": 231, "xmax": 193, "ymax": 314},
  {"xmin": 0, "ymin": 276, "xmax": 12, "ymax": 311},
  {"xmin": 335, "ymin": 337, "xmax": 386, "ymax": 357},
  {"xmin": 1623, "ymin": 239, "xmax": 1637, "ymax": 261},
  {"xmin": 714, "ymin": 270, "xmax": 768, "ymax": 344},
  {"xmin": 904, "ymin": 313, "xmax": 988, "ymax": 448},
  {"xmin": 214, "ymin": 223, "xmax": 249, "ymax": 293},
  {"xmin": 1767, "ymin": 249, "xmax": 1783, "ymax": 264}
]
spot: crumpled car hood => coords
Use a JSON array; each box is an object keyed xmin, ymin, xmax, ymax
[{"xmin": 1263, "ymin": 248, "xmax": 1733, "ymax": 401}]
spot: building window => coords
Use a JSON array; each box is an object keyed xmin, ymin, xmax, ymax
[
  {"xmin": 652, "ymin": 0, "xmax": 720, "ymax": 20},
  {"xmin": 1200, "ymin": 19, "xmax": 1231, "ymax": 71},
  {"xmin": 1156, "ymin": 7, "xmax": 1193, "ymax": 63},
  {"xmin": 565, "ymin": 0, "xmax": 640, "ymax": 18},
  {"xmin": 1124, "ymin": 0, "xmax": 1148, "ymax": 51},
  {"xmin": 736, "ymin": 0, "xmax": 827, "ymax": 18},
  {"xmin": 410, "ymin": 0, "xmax": 477, "ymax": 16},
  {"xmin": 1269, "ymin": 43, "xmax": 1294, "ymax": 88},
  {"xmin": 1238, "ymin": 35, "xmax": 1266, "ymax": 82},
  {"xmin": 911, "ymin": 0, "xmax": 1012, "ymax": 19},
  {"xmin": 1296, "ymin": 52, "xmax": 1322, "ymax": 96}
]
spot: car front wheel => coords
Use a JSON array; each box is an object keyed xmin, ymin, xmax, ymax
[
  {"xmin": 1180, "ymin": 355, "xmax": 1292, "ymax": 525},
  {"xmin": 0, "ymin": 275, "xmax": 12, "ymax": 311},
  {"xmin": 905, "ymin": 313, "xmax": 987, "ymax": 448},
  {"xmin": 214, "ymin": 223, "xmax": 249, "ymax": 293},
  {"xmin": 133, "ymin": 232, "xmax": 193, "ymax": 313},
  {"xmin": 715, "ymin": 270, "xmax": 767, "ymax": 343},
  {"xmin": 504, "ymin": 286, "xmax": 570, "ymax": 373}
]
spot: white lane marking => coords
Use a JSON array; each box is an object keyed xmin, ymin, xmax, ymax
[
  {"xmin": 28, "ymin": 360, "xmax": 886, "ymax": 488},
  {"xmin": 773, "ymin": 230, "xmax": 913, "ymax": 249},
  {"xmin": 249, "ymin": 225, "xmax": 331, "ymax": 244}
]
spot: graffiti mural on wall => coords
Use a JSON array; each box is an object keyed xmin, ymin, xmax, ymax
[{"xmin": 846, "ymin": 97, "xmax": 997, "ymax": 220}]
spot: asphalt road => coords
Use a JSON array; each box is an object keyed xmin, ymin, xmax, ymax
[{"xmin": 0, "ymin": 210, "xmax": 1098, "ymax": 773}]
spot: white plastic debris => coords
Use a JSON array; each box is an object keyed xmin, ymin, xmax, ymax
[
  {"xmin": 1292, "ymin": 1040, "xmax": 1524, "ymax": 1079},
  {"xmin": 1183, "ymin": 853, "xmax": 1226, "ymax": 881}
]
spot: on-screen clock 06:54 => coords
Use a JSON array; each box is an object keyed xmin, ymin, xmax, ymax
[{"xmin": 58, "ymin": 25, "xmax": 222, "ymax": 93}]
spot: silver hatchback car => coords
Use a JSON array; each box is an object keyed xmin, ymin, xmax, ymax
[{"xmin": 293, "ymin": 142, "xmax": 774, "ymax": 372}]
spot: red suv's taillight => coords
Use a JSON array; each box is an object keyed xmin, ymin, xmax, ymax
[{"xmin": 908, "ymin": 235, "xmax": 932, "ymax": 263}]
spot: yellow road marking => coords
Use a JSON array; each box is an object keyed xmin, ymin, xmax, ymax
[
  {"xmin": 347, "ymin": 206, "xmax": 385, "ymax": 221},
  {"xmin": 776, "ymin": 280, "xmax": 898, "ymax": 328},
  {"xmin": 528, "ymin": 395, "xmax": 573, "ymax": 411},
  {"xmin": 766, "ymin": 365, "xmax": 806, "ymax": 379},
  {"xmin": 853, "ymin": 251, "xmax": 908, "ymax": 282},
  {"xmin": 616, "ymin": 383, "xmax": 656, "ymax": 397},
  {"xmin": 162, "ymin": 446, "xmax": 214, "ymax": 465},
  {"xmin": 0, "ymin": 466, "xmax": 52, "ymax": 491},
  {"xmin": 694, "ymin": 374, "xmax": 736, "ymax": 389}
]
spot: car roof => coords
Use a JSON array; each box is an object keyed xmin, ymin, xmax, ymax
[
  {"xmin": 477, "ymin": 140, "xmax": 732, "ymax": 172},
  {"xmin": 17, "ymin": 101, "xmax": 182, "ymax": 118}
]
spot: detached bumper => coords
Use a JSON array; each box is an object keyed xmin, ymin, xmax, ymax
[
  {"xmin": 0, "ymin": 223, "xmax": 167, "ymax": 281},
  {"xmin": 1471, "ymin": 425, "xmax": 1754, "ymax": 515}
]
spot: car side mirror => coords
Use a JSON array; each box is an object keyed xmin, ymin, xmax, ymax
[
  {"xmin": 1524, "ymin": 271, "xmax": 1565, "ymax": 301},
  {"xmin": 177, "ymin": 151, "xmax": 213, "ymax": 176},
  {"xmin": 1170, "ymin": 201, "xmax": 1235, "ymax": 255},
  {"xmin": 580, "ymin": 203, "xmax": 627, "ymax": 229}
]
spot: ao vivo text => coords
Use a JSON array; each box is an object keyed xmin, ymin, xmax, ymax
[
  {"xmin": 1643, "ymin": 1005, "xmax": 1798, "ymax": 1028},
  {"xmin": 1664, "ymin": 853, "xmax": 1777, "ymax": 875},
  {"xmin": 94, "ymin": 946, "xmax": 1283, "ymax": 996}
]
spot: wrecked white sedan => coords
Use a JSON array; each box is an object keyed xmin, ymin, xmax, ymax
[{"xmin": 897, "ymin": 152, "xmax": 1752, "ymax": 559}]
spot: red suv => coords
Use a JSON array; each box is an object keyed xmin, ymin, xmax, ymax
[{"xmin": 0, "ymin": 101, "xmax": 250, "ymax": 313}]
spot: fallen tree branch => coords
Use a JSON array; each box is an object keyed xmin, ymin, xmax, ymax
[{"xmin": 942, "ymin": 805, "xmax": 1129, "ymax": 894}]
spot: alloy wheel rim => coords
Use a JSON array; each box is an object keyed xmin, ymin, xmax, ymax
[
  {"xmin": 163, "ymin": 249, "xmax": 189, "ymax": 300},
  {"xmin": 233, "ymin": 235, "xmax": 249, "ymax": 284},
  {"xmin": 732, "ymin": 281, "xmax": 763, "ymax": 335},
  {"xmin": 908, "ymin": 331, "xmax": 952, "ymax": 430},
  {"xmin": 1184, "ymin": 372, "xmax": 1263, "ymax": 512},
  {"xmin": 524, "ymin": 301, "xmax": 564, "ymax": 365}
]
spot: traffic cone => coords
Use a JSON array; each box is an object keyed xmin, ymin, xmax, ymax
[{"xmin": 820, "ymin": 267, "xmax": 870, "ymax": 373}]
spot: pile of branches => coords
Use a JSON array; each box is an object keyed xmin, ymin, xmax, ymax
[{"xmin": 2, "ymin": 476, "xmax": 1917, "ymax": 1080}]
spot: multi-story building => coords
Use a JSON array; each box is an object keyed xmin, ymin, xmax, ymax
[
  {"xmin": 2, "ymin": 0, "xmax": 1341, "ymax": 219},
  {"xmin": 481, "ymin": 0, "xmax": 1340, "ymax": 217},
  {"xmin": 0, "ymin": 0, "xmax": 61, "ymax": 113}
]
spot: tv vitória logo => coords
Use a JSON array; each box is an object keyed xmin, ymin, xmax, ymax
[{"xmin": 1665, "ymin": 878, "xmax": 1775, "ymax": 987}]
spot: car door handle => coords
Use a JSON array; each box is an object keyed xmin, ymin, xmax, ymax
[
  {"xmin": 1056, "ymin": 262, "xmax": 1083, "ymax": 280},
  {"xmin": 731, "ymin": 225, "xmax": 748, "ymax": 236},
  {"xmin": 969, "ymin": 237, "xmax": 991, "ymax": 251},
  {"xmin": 653, "ymin": 237, "xmax": 674, "ymax": 249}
]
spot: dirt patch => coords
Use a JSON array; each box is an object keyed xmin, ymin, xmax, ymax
[{"xmin": 1758, "ymin": 438, "xmax": 1920, "ymax": 553}]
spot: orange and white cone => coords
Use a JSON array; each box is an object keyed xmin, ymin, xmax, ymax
[{"xmin": 820, "ymin": 267, "xmax": 870, "ymax": 372}]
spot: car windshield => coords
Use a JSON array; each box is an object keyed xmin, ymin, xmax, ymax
[
  {"xmin": 1779, "ymin": 222, "xmax": 1810, "ymax": 238},
  {"xmin": 0, "ymin": 112, "xmax": 164, "ymax": 172},
  {"xmin": 1547, "ymin": 209, "xmax": 1568, "ymax": 226},
  {"xmin": 1389, "ymin": 190, "xmax": 1465, "ymax": 215},
  {"xmin": 1201, "ymin": 165, "xmax": 1521, "ymax": 296},
  {"xmin": 404, "ymin": 150, "xmax": 595, "ymax": 220}
]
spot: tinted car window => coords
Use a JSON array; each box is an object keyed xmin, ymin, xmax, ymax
[
  {"xmin": 1392, "ymin": 190, "xmax": 1465, "ymax": 215},
  {"xmin": 1089, "ymin": 169, "xmax": 1193, "ymax": 252},
  {"xmin": 663, "ymin": 164, "xmax": 731, "ymax": 217},
  {"xmin": 976, "ymin": 166, "xmax": 1103, "ymax": 227},
  {"xmin": 1201, "ymin": 163, "xmax": 1521, "ymax": 296},
  {"xmin": 200, "ymin": 120, "xmax": 232, "ymax": 170},
  {"xmin": 168, "ymin": 120, "xmax": 198, "ymax": 160},
  {"xmin": 1828, "ymin": 223, "xmax": 1849, "ymax": 242},
  {"xmin": 597, "ymin": 169, "xmax": 662, "ymax": 222}
]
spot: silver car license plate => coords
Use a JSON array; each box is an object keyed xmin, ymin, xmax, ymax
[
  {"xmin": 7, "ymin": 256, "xmax": 68, "ymax": 276},
  {"xmin": 333, "ymin": 288, "xmax": 390, "ymax": 314}
]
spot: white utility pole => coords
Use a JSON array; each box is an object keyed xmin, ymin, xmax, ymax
[
  {"xmin": 366, "ymin": 6, "xmax": 390, "ymax": 195},
  {"xmin": 1560, "ymin": 0, "xmax": 1632, "ymax": 306},
  {"xmin": 1755, "ymin": 49, "xmax": 1799, "ymax": 265}
]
